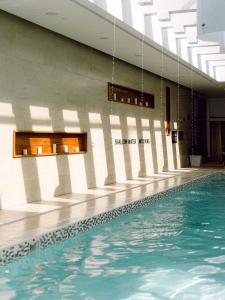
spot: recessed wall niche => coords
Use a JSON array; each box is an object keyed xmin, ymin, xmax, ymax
[
  {"xmin": 178, "ymin": 131, "xmax": 184, "ymax": 141},
  {"xmin": 13, "ymin": 131, "xmax": 87, "ymax": 158},
  {"xmin": 165, "ymin": 86, "xmax": 171, "ymax": 136},
  {"xmin": 108, "ymin": 83, "xmax": 154, "ymax": 108}
]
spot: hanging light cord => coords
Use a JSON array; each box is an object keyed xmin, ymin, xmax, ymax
[
  {"xmin": 141, "ymin": 34, "xmax": 144, "ymax": 101},
  {"xmin": 177, "ymin": 54, "xmax": 180, "ymax": 131},
  {"xmin": 190, "ymin": 65, "xmax": 194, "ymax": 154},
  {"xmin": 111, "ymin": 15, "xmax": 116, "ymax": 86},
  {"xmin": 160, "ymin": 43, "xmax": 164, "ymax": 125},
  {"xmin": 110, "ymin": 14, "xmax": 117, "ymax": 115}
]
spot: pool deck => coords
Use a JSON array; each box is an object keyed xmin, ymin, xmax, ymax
[{"xmin": 0, "ymin": 168, "xmax": 220, "ymax": 251}]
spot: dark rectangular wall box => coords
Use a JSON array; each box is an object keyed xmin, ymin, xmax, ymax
[
  {"xmin": 108, "ymin": 83, "xmax": 154, "ymax": 108},
  {"xmin": 165, "ymin": 86, "xmax": 171, "ymax": 135},
  {"xmin": 172, "ymin": 131, "xmax": 178, "ymax": 143},
  {"xmin": 178, "ymin": 131, "xmax": 184, "ymax": 140}
]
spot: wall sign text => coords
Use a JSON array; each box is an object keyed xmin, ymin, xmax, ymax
[{"xmin": 115, "ymin": 138, "xmax": 150, "ymax": 145}]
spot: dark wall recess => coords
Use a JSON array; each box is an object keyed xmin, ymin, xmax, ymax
[
  {"xmin": 172, "ymin": 131, "xmax": 178, "ymax": 143},
  {"xmin": 178, "ymin": 131, "xmax": 184, "ymax": 141},
  {"xmin": 165, "ymin": 86, "xmax": 171, "ymax": 135},
  {"xmin": 108, "ymin": 83, "xmax": 154, "ymax": 108}
]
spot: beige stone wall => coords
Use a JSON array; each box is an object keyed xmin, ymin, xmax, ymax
[{"xmin": 0, "ymin": 12, "xmax": 192, "ymax": 208}]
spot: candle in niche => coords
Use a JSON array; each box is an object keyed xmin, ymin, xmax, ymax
[
  {"xmin": 134, "ymin": 98, "xmax": 137, "ymax": 105},
  {"xmin": 75, "ymin": 146, "xmax": 79, "ymax": 152},
  {"xmin": 37, "ymin": 146, "xmax": 42, "ymax": 155},
  {"xmin": 22, "ymin": 149, "xmax": 28, "ymax": 155},
  {"xmin": 52, "ymin": 144, "xmax": 57, "ymax": 154},
  {"xmin": 63, "ymin": 145, "xmax": 69, "ymax": 153},
  {"xmin": 113, "ymin": 93, "xmax": 117, "ymax": 101},
  {"xmin": 121, "ymin": 98, "xmax": 124, "ymax": 102},
  {"xmin": 127, "ymin": 98, "xmax": 130, "ymax": 103}
]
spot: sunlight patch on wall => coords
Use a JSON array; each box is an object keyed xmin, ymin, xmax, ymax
[
  {"xmin": 89, "ymin": 113, "xmax": 108, "ymax": 186},
  {"xmin": 0, "ymin": 159, "xmax": 26, "ymax": 208},
  {"xmin": 141, "ymin": 118, "xmax": 153, "ymax": 175},
  {"xmin": 110, "ymin": 115, "xmax": 126, "ymax": 182},
  {"xmin": 154, "ymin": 120, "xmax": 161, "ymax": 128},
  {"xmin": 63, "ymin": 110, "xmax": 87, "ymax": 190},
  {"xmin": 166, "ymin": 135, "xmax": 175, "ymax": 170},
  {"xmin": 175, "ymin": 141, "xmax": 181, "ymax": 169},
  {"xmin": 154, "ymin": 120, "xmax": 164, "ymax": 172},
  {"xmin": 36, "ymin": 156, "xmax": 59, "ymax": 199},
  {"xmin": 88, "ymin": 113, "xmax": 102, "ymax": 124},
  {"xmin": 0, "ymin": 102, "xmax": 16, "ymax": 156},
  {"xmin": 0, "ymin": 102, "xmax": 15, "ymax": 118},
  {"xmin": 62, "ymin": 110, "xmax": 79, "ymax": 122},
  {"xmin": 127, "ymin": 117, "xmax": 140, "ymax": 178},
  {"xmin": 67, "ymin": 155, "xmax": 88, "ymax": 191},
  {"xmin": 30, "ymin": 106, "xmax": 52, "ymax": 131},
  {"xmin": 62, "ymin": 109, "xmax": 80, "ymax": 132},
  {"xmin": 109, "ymin": 114, "xmax": 121, "ymax": 126}
]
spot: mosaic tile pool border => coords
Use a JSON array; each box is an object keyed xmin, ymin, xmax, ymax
[{"xmin": 0, "ymin": 171, "xmax": 223, "ymax": 264}]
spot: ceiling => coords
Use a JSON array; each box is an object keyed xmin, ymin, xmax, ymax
[
  {"xmin": 136, "ymin": 0, "xmax": 225, "ymax": 82},
  {"xmin": 0, "ymin": 0, "xmax": 225, "ymax": 96}
]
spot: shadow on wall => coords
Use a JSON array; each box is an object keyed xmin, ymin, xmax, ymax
[
  {"xmin": 0, "ymin": 11, "xmax": 184, "ymax": 208},
  {"xmin": 50, "ymin": 110, "xmax": 72, "ymax": 196},
  {"xmin": 0, "ymin": 97, "xmax": 182, "ymax": 207}
]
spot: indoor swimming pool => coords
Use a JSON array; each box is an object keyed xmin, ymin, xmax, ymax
[{"xmin": 1, "ymin": 174, "xmax": 225, "ymax": 299}]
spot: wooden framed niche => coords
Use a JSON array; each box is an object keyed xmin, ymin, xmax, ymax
[
  {"xmin": 13, "ymin": 131, "xmax": 87, "ymax": 158},
  {"xmin": 108, "ymin": 83, "xmax": 154, "ymax": 108}
]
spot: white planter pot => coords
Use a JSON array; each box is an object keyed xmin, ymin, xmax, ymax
[{"xmin": 189, "ymin": 155, "xmax": 202, "ymax": 167}]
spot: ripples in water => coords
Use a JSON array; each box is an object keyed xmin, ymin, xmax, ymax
[{"xmin": 1, "ymin": 175, "xmax": 225, "ymax": 299}]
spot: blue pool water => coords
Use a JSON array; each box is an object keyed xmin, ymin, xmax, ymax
[{"xmin": 1, "ymin": 174, "xmax": 225, "ymax": 299}]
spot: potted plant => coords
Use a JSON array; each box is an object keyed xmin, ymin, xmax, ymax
[{"xmin": 189, "ymin": 145, "xmax": 202, "ymax": 167}]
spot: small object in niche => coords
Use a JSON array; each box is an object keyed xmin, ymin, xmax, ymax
[
  {"xmin": 37, "ymin": 146, "xmax": 42, "ymax": 155},
  {"xmin": 52, "ymin": 144, "xmax": 57, "ymax": 153},
  {"xmin": 75, "ymin": 146, "xmax": 79, "ymax": 152},
  {"xmin": 172, "ymin": 131, "xmax": 178, "ymax": 143},
  {"xmin": 108, "ymin": 83, "xmax": 155, "ymax": 109},
  {"xmin": 178, "ymin": 131, "xmax": 184, "ymax": 141},
  {"xmin": 22, "ymin": 149, "xmax": 28, "ymax": 155},
  {"xmin": 145, "ymin": 102, "xmax": 148, "ymax": 107},
  {"xmin": 63, "ymin": 145, "xmax": 69, "ymax": 153}
]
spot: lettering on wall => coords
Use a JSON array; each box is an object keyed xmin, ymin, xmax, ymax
[{"xmin": 115, "ymin": 138, "xmax": 150, "ymax": 145}]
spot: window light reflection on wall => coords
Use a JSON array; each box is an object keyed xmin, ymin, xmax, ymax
[{"xmin": 29, "ymin": 106, "xmax": 52, "ymax": 131}]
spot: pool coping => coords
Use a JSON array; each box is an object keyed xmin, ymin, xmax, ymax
[{"xmin": 0, "ymin": 170, "xmax": 223, "ymax": 264}]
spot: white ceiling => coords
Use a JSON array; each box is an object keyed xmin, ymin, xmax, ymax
[
  {"xmin": 0, "ymin": 0, "xmax": 225, "ymax": 96},
  {"xmin": 136, "ymin": 0, "xmax": 225, "ymax": 82}
]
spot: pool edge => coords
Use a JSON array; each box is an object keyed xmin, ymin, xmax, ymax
[{"xmin": 0, "ymin": 170, "xmax": 223, "ymax": 264}]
